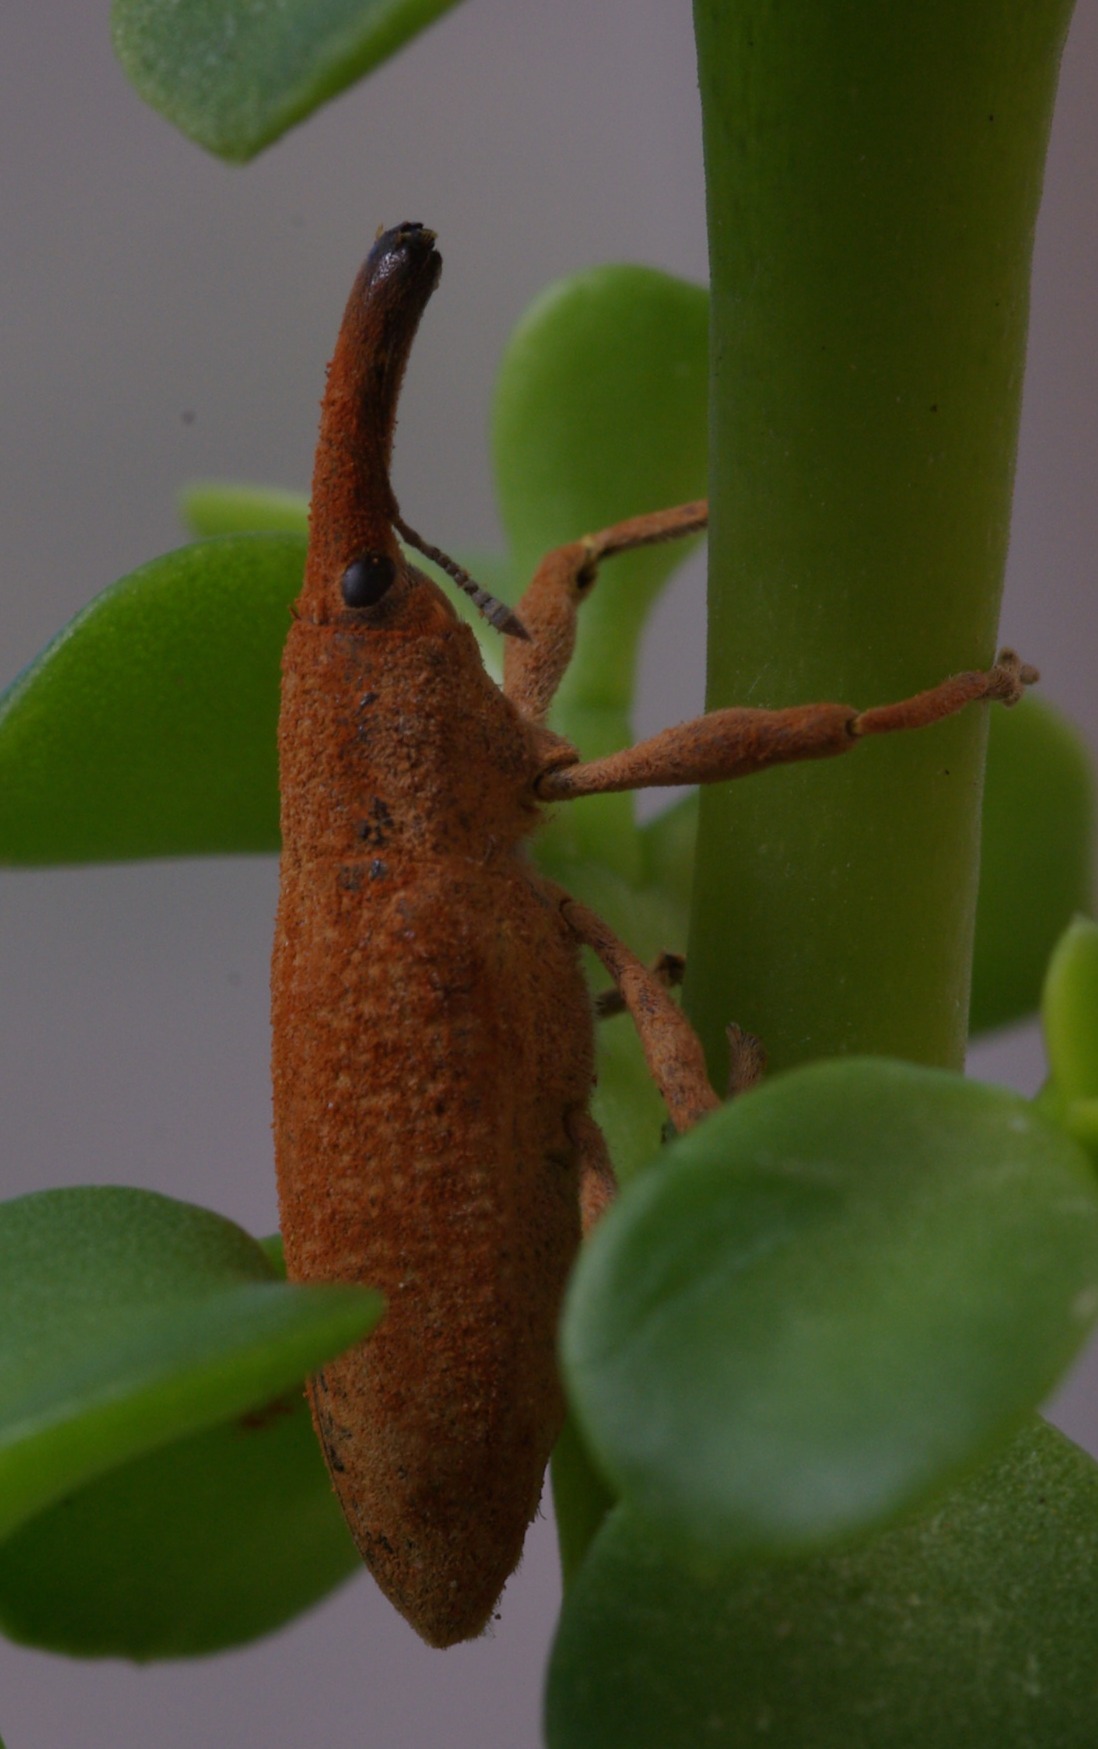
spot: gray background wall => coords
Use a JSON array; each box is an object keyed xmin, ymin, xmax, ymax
[{"xmin": 1, "ymin": 3, "xmax": 1096, "ymax": 1743}]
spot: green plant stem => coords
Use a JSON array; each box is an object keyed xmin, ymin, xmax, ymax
[{"xmin": 687, "ymin": 1, "xmax": 1075, "ymax": 1078}]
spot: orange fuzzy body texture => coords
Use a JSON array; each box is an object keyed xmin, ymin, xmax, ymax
[{"xmin": 271, "ymin": 610, "xmax": 594, "ymax": 1646}]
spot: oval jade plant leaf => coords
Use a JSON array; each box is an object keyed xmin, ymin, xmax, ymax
[
  {"xmin": 0, "ymin": 534, "xmax": 303, "ymax": 864},
  {"xmin": 111, "ymin": 0, "xmax": 465, "ymax": 161},
  {"xmin": 181, "ymin": 482, "xmax": 310, "ymax": 538},
  {"xmin": 562, "ymin": 1058, "xmax": 1098, "ymax": 1564},
  {"xmin": 0, "ymin": 1186, "xmax": 380, "ymax": 1542},
  {"xmin": 0, "ymin": 1388, "xmax": 358, "ymax": 1659},
  {"xmin": 970, "ymin": 695, "xmax": 1093, "ymax": 1035},
  {"xmin": 1038, "ymin": 915, "xmax": 1098, "ymax": 1156},
  {"xmin": 546, "ymin": 1418, "xmax": 1098, "ymax": 1749},
  {"xmin": 493, "ymin": 264, "xmax": 707, "ymax": 754}
]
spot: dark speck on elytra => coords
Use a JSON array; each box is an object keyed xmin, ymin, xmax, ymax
[
  {"xmin": 370, "ymin": 859, "xmax": 389, "ymax": 880},
  {"xmin": 357, "ymin": 795, "xmax": 394, "ymax": 845}
]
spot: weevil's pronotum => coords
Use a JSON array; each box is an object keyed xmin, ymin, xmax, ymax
[{"xmin": 271, "ymin": 221, "xmax": 1036, "ymax": 1647}]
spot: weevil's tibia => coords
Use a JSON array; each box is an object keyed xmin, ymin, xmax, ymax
[
  {"xmin": 504, "ymin": 501, "xmax": 708, "ymax": 723},
  {"xmin": 536, "ymin": 649, "xmax": 1038, "ymax": 801},
  {"xmin": 594, "ymin": 949, "xmax": 685, "ymax": 1019},
  {"xmin": 557, "ymin": 891, "xmax": 722, "ymax": 1134}
]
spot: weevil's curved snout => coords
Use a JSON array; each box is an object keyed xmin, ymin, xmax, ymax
[
  {"xmin": 296, "ymin": 221, "xmax": 522, "ymax": 638},
  {"xmin": 364, "ymin": 221, "xmax": 442, "ymax": 302},
  {"xmin": 367, "ymin": 225, "xmax": 438, "ymax": 290}
]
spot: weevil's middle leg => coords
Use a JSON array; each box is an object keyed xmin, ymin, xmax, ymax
[
  {"xmin": 503, "ymin": 501, "xmax": 707, "ymax": 724},
  {"xmin": 536, "ymin": 650, "xmax": 1037, "ymax": 801}
]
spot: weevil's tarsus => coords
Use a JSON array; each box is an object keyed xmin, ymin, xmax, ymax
[
  {"xmin": 504, "ymin": 501, "xmax": 708, "ymax": 723},
  {"xmin": 583, "ymin": 499, "xmax": 708, "ymax": 565},
  {"xmin": 853, "ymin": 647, "xmax": 1038, "ymax": 737},
  {"xmin": 595, "ymin": 949, "xmax": 685, "ymax": 1019},
  {"xmin": 727, "ymin": 1022, "xmax": 767, "ymax": 1098},
  {"xmin": 394, "ymin": 513, "xmax": 529, "ymax": 640}
]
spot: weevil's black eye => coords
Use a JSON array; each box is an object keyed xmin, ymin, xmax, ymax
[{"xmin": 341, "ymin": 552, "xmax": 397, "ymax": 608}]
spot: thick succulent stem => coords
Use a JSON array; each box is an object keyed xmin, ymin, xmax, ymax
[{"xmin": 687, "ymin": 2, "xmax": 1074, "ymax": 1077}]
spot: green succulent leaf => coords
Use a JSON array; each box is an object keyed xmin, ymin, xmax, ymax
[
  {"xmin": 562, "ymin": 1058, "xmax": 1098, "ymax": 1564},
  {"xmin": 1042, "ymin": 916, "xmax": 1098, "ymax": 1101},
  {"xmin": 1038, "ymin": 915, "xmax": 1098, "ymax": 1155},
  {"xmin": 0, "ymin": 535, "xmax": 303, "ymax": 864},
  {"xmin": 493, "ymin": 265, "xmax": 707, "ymax": 761},
  {"xmin": 0, "ymin": 1388, "xmax": 357, "ymax": 1659},
  {"xmin": 111, "ymin": 0, "xmax": 465, "ymax": 161},
  {"xmin": 546, "ymin": 1418, "xmax": 1098, "ymax": 1749},
  {"xmin": 549, "ymin": 1411, "xmax": 617, "ymax": 1594},
  {"xmin": 0, "ymin": 1186, "xmax": 380, "ymax": 1542},
  {"xmin": 971, "ymin": 696, "xmax": 1094, "ymax": 1035},
  {"xmin": 181, "ymin": 482, "xmax": 310, "ymax": 538}
]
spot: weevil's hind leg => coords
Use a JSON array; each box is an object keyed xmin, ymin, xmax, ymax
[
  {"xmin": 503, "ymin": 502, "xmax": 707, "ymax": 724},
  {"xmin": 596, "ymin": 952, "xmax": 764, "ymax": 1096},
  {"xmin": 558, "ymin": 892, "xmax": 722, "ymax": 1136},
  {"xmin": 537, "ymin": 650, "xmax": 1038, "ymax": 801},
  {"xmin": 594, "ymin": 950, "xmax": 684, "ymax": 1019}
]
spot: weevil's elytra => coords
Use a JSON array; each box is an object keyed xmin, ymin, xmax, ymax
[{"xmin": 272, "ymin": 221, "xmax": 1036, "ymax": 1647}]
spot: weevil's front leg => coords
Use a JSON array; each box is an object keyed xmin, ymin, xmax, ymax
[
  {"xmin": 557, "ymin": 892, "xmax": 722, "ymax": 1136},
  {"xmin": 503, "ymin": 501, "xmax": 708, "ymax": 723},
  {"xmin": 536, "ymin": 650, "xmax": 1037, "ymax": 800}
]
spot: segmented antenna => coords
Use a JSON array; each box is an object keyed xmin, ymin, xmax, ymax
[{"xmin": 394, "ymin": 514, "xmax": 529, "ymax": 641}]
